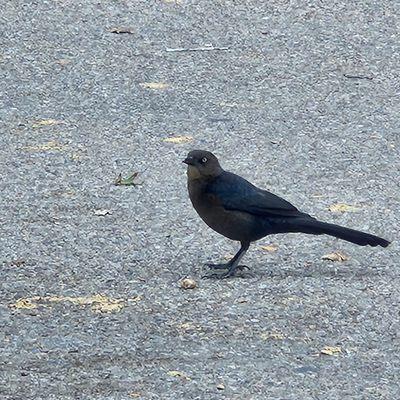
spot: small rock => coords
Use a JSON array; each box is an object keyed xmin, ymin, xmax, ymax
[
  {"xmin": 180, "ymin": 278, "xmax": 197, "ymax": 289},
  {"xmin": 216, "ymin": 383, "xmax": 225, "ymax": 390}
]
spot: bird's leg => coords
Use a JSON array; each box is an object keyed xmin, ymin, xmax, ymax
[
  {"xmin": 206, "ymin": 242, "xmax": 249, "ymax": 270},
  {"xmin": 205, "ymin": 242, "xmax": 250, "ymax": 279}
]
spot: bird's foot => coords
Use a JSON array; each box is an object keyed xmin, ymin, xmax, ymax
[
  {"xmin": 202, "ymin": 265, "xmax": 250, "ymax": 279},
  {"xmin": 202, "ymin": 271, "xmax": 233, "ymax": 279},
  {"xmin": 205, "ymin": 263, "xmax": 250, "ymax": 271}
]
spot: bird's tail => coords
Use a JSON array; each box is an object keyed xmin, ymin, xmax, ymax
[{"xmin": 295, "ymin": 219, "xmax": 390, "ymax": 247}]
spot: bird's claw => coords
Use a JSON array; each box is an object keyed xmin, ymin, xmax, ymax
[{"xmin": 202, "ymin": 271, "xmax": 232, "ymax": 279}]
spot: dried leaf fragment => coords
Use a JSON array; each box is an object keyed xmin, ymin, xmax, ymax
[
  {"xmin": 94, "ymin": 209, "xmax": 112, "ymax": 216},
  {"xmin": 10, "ymin": 294, "xmax": 129, "ymax": 313},
  {"xmin": 109, "ymin": 27, "xmax": 134, "ymax": 34},
  {"xmin": 163, "ymin": 135, "xmax": 193, "ymax": 144},
  {"xmin": 91, "ymin": 301, "xmax": 124, "ymax": 313},
  {"xmin": 320, "ymin": 346, "xmax": 342, "ymax": 356},
  {"xmin": 140, "ymin": 82, "xmax": 169, "ymax": 90},
  {"xmin": 176, "ymin": 322, "xmax": 195, "ymax": 331},
  {"xmin": 127, "ymin": 296, "xmax": 142, "ymax": 303},
  {"xmin": 115, "ymin": 172, "xmax": 140, "ymax": 186},
  {"xmin": 11, "ymin": 298, "xmax": 37, "ymax": 310},
  {"xmin": 260, "ymin": 244, "xmax": 278, "ymax": 252},
  {"xmin": 328, "ymin": 203, "xmax": 361, "ymax": 213},
  {"xmin": 70, "ymin": 152, "xmax": 82, "ymax": 161},
  {"xmin": 322, "ymin": 252, "xmax": 349, "ymax": 262},
  {"xmin": 32, "ymin": 119, "xmax": 63, "ymax": 128},
  {"xmin": 23, "ymin": 141, "xmax": 66, "ymax": 152},
  {"xmin": 219, "ymin": 101, "xmax": 238, "ymax": 107},
  {"xmin": 237, "ymin": 298, "xmax": 248, "ymax": 303},
  {"xmin": 55, "ymin": 59, "xmax": 71, "ymax": 66},
  {"xmin": 260, "ymin": 332, "xmax": 285, "ymax": 340},
  {"xmin": 167, "ymin": 370, "xmax": 191, "ymax": 380},
  {"xmin": 9, "ymin": 259, "xmax": 26, "ymax": 267}
]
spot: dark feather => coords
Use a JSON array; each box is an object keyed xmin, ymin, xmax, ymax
[{"xmin": 206, "ymin": 171, "xmax": 309, "ymax": 218}]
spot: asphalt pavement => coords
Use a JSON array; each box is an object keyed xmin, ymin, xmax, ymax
[{"xmin": 0, "ymin": 1, "xmax": 399, "ymax": 399}]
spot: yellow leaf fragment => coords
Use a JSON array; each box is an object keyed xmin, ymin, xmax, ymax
[
  {"xmin": 260, "ymin": 332, "xmax": 285, "ymax": 340},
  {"xmin": 23, "ymin": 141, "xmax": 66, "ymax": 152},
  {"xmin": 167, "ymin": 370, "xmax": 191, "ymax": 380},
  {"xmin": 11, "ymin": 298, "xmax": 37, "ymax": 310},
  {"xmin": 91, "ymin": 301, "xmax": 124, "ymax": 313},
  {"xmin": 42, "ymin": 294, "xmax": 125, "ymax": 313},
  {"xmin": 129, "ymin": 393, "xmax": 142, "ymax": 399},
  {"xmin": 176, "ymin": 322, "xmax": 195, "ymax": 331},
  {"xmin": 322, "ymin": 252, "xmax": 349, "ymax": 262},
  {"xmin": 320, "ymin": 346, "xmax": 342, "ymax": 356},
  {"xmin": 32, "ymin": 119, "xmax": 63, "ymax": 128},
  {"xmin": 260, "ymin": 244, "xmax": 278, "ymax": 252},
  {"xmin": 140, "ymin": 82, "xmax": 169, "ymax": 90},
  {"xmin": 163, "ymin": 135, "xmax": 193, "ymax": 144},
  {"xmin": 70, "ymin": 153, "xmax": 82, "ymax": 161},
  {"xmin": 328, "ymin": 203, "xmax": 361, "ymax": 213},
  {"xmin": 127, "ymin": 296, "xmax": 142, "ymax": 303},
  {"xmin": 10, "ymin": 294, "xmax": 131, "ymax": 313}
]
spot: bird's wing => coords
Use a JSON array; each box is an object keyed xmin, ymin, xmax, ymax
[{"xmin": 207, "ymin": 171, "xmax": 307, "ymax": 218}]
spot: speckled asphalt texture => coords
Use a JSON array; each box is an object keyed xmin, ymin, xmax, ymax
[{"xmin": 1, "ymin": 1, "xmax": 399, "ymax": 399}]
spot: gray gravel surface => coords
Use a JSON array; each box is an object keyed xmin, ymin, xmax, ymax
[{"xmin": 1, "ymin": 1, "xmax": 399, "ymax": 399}]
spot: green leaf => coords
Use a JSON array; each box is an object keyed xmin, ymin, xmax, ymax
[{"xmin": 115, "ymin": 172, "xmax": 140, "ymax": 186}]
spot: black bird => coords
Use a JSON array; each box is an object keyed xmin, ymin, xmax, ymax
[{"xmin": 183, "ymin": 150, "xmax": 390, "ymax": 278}]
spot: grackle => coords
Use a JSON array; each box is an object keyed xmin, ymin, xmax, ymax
[{"xmin": 183, "ymin": 150, "xmax": 390, "ymax": 278}]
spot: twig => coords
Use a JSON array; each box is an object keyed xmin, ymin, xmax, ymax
[
  {"xmin": 343, "ymin": 74, "xmax": 373, "ymax": 81},
  {"xmin": 166, "ymin": 46, "xmax": 229, "ymax": 53}
]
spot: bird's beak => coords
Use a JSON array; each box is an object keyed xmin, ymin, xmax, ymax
[{"xmin": 183, "ymin": 156, "xmax": 195, "ymax": 165}]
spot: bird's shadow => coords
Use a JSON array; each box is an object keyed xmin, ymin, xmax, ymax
[
  {"xmin": 199, "ymin": 262, "xmax": 388, "ymax": 281},
  {"xmin": 253, "ymin": 263, "xmax": 388, "ymax": 280}
]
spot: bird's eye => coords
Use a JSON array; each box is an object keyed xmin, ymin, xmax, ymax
[{"xmin": 201, "ymin": 157, "xmax": 208, "ymax": 163}]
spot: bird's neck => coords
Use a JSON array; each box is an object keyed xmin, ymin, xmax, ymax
[
  {"xmin": 186, "ymin": 165, "xmax": 202, "ymax": 180},
  {"xmin": 186, "ymin": 166, "xmax": 223, "ymax": 181}
]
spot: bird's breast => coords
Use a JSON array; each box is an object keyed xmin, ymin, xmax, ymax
[{"xmin": 188, "ymin": 181, "xmax": 266, "ymax": 242}]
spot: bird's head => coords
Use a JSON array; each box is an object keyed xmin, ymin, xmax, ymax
[{"xmin": 183, "ymin": 150, "xmax": 223, "ymax": 180}]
